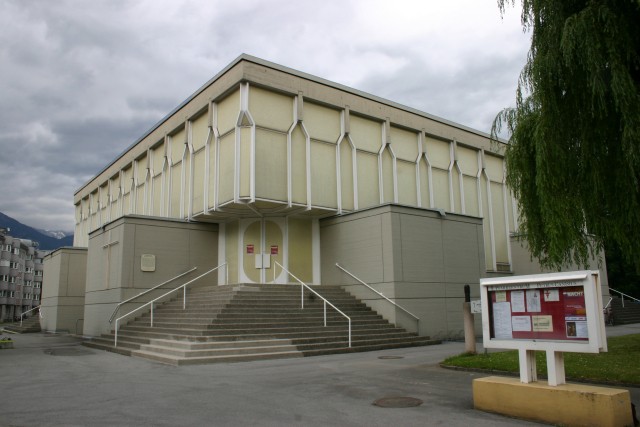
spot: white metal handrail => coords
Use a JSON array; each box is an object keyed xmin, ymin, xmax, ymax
[
  {"xmin": 114, "ymin": 263, "xmax": 226, "ymax": 347},
  {"xmin": 109, "ymin": 267, "xmax": 197, "ymax": 324},
  {"xmin": 609, "ymin": 287, "xmax": 640, "ymax": 308},
  {"xmin": 335, "ymin": 263, "xmax": 420, "ymax": 330},
  {"xmin": 20, "ymin": 305, "xmax": 42, "ymax": 326},
  {"xmin": 274, "ymin": 261, "xmax": 351, "ymax": 347},
  {"xmin": 604, "ymin": 296, "xmax": 613, "ymax": 310}
]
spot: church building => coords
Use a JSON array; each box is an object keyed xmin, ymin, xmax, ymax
[{"xmin": 41, "ymin": 55, "xmax": 606, "ymax": 345}]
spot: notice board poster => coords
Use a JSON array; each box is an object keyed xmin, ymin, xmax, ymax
[{"xmin": 488, "ymin": 284, "xmax": 588, "ymax": 341}]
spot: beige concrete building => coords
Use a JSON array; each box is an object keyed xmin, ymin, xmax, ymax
[
  {"xmin": 41, "ymin": 247, "xmax": 86, "ymax": 333},
  {"xmin": 44, "ymin": 55, "xmax": 605, "ymax": 339}
]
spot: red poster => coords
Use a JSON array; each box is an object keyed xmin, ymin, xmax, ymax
[
  {"xmin": 246, "ymin": 244, "xmax": 254, "ymax": 254},
  {"xmin": 270, "ymin": 245, "xmax": 278, "ymax": 255}
]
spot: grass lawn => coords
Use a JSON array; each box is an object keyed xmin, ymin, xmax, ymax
[{"xmin": 441, "ymin": 334, "xmax": 640, "ymax": 385}]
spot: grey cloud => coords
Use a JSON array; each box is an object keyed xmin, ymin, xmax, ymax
[
  {"xmin": 357, "ymin": 51, "xmax": 526, "ymax": 134},
  {"xmin": 0, "ymin": 0, "xmax": 528, "ymax": 232}
]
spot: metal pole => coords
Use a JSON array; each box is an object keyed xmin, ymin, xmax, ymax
[
  {"xmin": 115, "ymin": 319, "xmax": 119, "ymax": 347},
  {"xmin": 151, "ymin": 302, "xmax": 154, "ymax": 327},
  {"xmin": 301, "ymin": 283, "xmax": 304, "ymax": 309},
  {"xmin": 324, "ymin": 301, "xmax": 327, "ymax": 327},
  {"xmin": 348, "ymin": 319, "xmax": 351, "ymax": 347},
  {"xmin": 183, "ymin": 286, "xmax": 186, "ymax": 310},
  {"xmin": 463, "ymin": 284, "xmax": 476, "ymax": 354}
]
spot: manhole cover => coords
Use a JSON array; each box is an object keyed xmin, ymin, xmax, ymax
[
  {"xmin": 378, "ymin": 355, "xmax": 404, "ymax": 359},
  {"xmin": 44, "ymin": 347, "xmax": 94, "ymax": 356},
  {"xmin": 373, "ymin": 397, "xmax": 423, "ymax": 408}
]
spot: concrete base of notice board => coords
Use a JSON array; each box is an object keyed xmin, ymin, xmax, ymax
[{"xmin": 473, "ymin": 376, "xmax": 633, "ymax": 427}]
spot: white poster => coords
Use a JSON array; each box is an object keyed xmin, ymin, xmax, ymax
[
  {"xmin": 492, "ymin": 302, "xmax": 513, "ymax": 339},
  {"xmin": 532, "ymin": 315, "xmax": 553, "ymax": 332},
  {"xmin": 526, "ymin": 289, "xmax": 541, "ymax": 312},
  {"xmin": 511, "ymin": 316, "xmax": 532, "ymax": 332},
  {"xmin": 495, "ymin": 291, "xmax": 507, "ymax": 302},
  {"xmin": 566, "ymin": 317, "xmax": 588, "ymax": 338},
  {"xmin": 543, "ymin": 289, "xmax": 559, "ymax": 302},
  {"xmin": 511, "ymin": 290, "xmax": 526, "ymax": 312}
]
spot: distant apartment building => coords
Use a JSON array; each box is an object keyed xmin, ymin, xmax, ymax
[{"xmin": 0, "ymin": 227, "xmax": 45, "ymax": 321}]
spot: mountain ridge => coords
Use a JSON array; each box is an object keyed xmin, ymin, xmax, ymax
[{"xmin": 0, "ymin": 211, "xmax": 74, "ymax": 250}]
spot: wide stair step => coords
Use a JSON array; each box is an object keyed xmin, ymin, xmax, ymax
[
  {"xmin": 84, "ymin": 283, "xmax": 440, "ymax": 364},
  {"xmin": 2, "ymin": 316, "xmax": 42, "ymax": 334},
  {"xmin": 610, "ymin": 296, "xmax": 640, "ymax": 325}
]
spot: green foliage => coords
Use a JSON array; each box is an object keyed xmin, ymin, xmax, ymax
[
  {"xmin": 493, "ymin": 0, "xmax": 640, "ymax": 270},
  {"xmin": 442, "ymin": 334, "xmax": 640, "ymax": 384},
  {"xmin": 605, "ymin": 241, "xmax": 640, "ymax": 298}
]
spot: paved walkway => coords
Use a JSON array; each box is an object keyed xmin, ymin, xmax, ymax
[{"xmin": 0, "ymin": 325, "xmax": 638, "ymax": 426}]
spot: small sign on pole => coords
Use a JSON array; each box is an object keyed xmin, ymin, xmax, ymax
[{"xmin": 470, "ymin": 300, "xmax": 482, "ymax": 314}]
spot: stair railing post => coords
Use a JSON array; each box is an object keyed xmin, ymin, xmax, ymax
[
  {"xmin": 348, "ymin": 319, "xmax": 351, "ymax": 347},
  {"xmin": 183, "ymin": 286, "xmax": 186, "ymax": 310},
  {"xmin": 301, "ymin": 283, "xmax": 304, "ymax": 309},
  {"xmin": 151, "ymin": 302, "xmax": 154, "ymax": 327},
  {"xmin": 324, "ymin": 301, "xmax": 327, "ymax": 327},
  {"xmin": 114, "ymin": 319, "xmax": 119, "ymax": 348}
]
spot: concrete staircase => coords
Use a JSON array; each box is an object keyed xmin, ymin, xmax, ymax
[
  {"xmin": 1, "ymin": 315, "xmax": 41, "ymax": 334},
  {"xmin": 610, "ymin": 296, "xmax": 640, "ymax": 325},
  {"xmin": 84, "ymin": 284, "xmax": 440, "ymax": 365}
]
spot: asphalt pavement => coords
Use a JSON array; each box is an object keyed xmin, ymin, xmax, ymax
[{"xmin": 0, "ymin": 324, "xmax": 638, "ymax": 427}]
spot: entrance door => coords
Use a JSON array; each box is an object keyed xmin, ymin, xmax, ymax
[{"xmin": 240, "ymin": 219, "xmax": 284, "ymax": 283}]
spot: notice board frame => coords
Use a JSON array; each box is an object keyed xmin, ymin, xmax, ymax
[{"xmin": 480, "ymin": 270, "xmax": 607, "ymax": 354}]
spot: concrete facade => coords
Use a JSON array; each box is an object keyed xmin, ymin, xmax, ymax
[
  {"xmin": 83, "ymin": 215, "xmax": 218, "ymax": 336},
  {"xmin": 320, "ymin": 204, "xmax": 485, "ymax": 339},
  {"xmin": 41, "ymin": 247, "xmax": 87, "ymax": 333},
  {"xmin": 72, "ymin": 55, "xmax": 518, "ymax": 285}
]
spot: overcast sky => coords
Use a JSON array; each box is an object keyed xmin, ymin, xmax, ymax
[{"xmin": 0, "ymin": 0, "xmax": 529, "ymax": 233}]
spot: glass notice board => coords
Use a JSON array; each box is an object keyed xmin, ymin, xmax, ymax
[
  {"xmin": 480, "ymin": 271, "xmax": 607, "ymax": 354},
  {"xmin": 488, "ymin": 284, "xmax": 588, "ymax": 341}
]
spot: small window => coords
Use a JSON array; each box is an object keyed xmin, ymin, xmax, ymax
[{"xmin": 9, "ymin": 276, "xmax": 16, "ymax": 283}]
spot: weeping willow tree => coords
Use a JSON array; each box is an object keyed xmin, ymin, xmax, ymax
[{"xmin": 493, "ymin": 0, "xmax": 640, "ymax": 271}]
